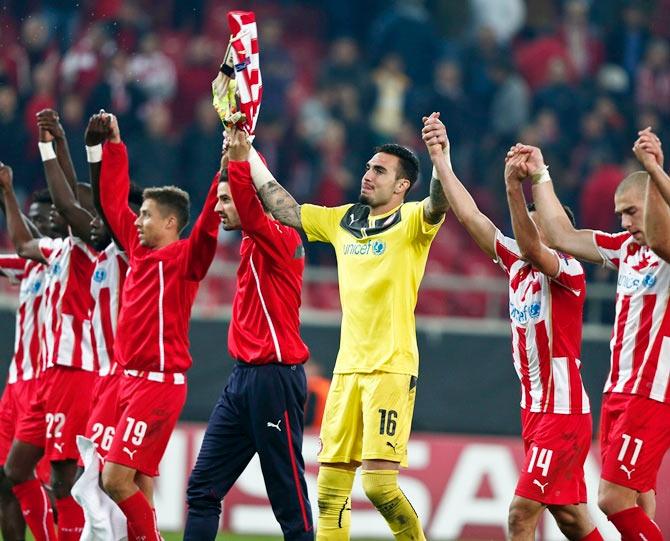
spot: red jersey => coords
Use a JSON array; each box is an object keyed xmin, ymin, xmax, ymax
[
  {"xmin": 38, "ymin": 236, "xmax": 97, "ymax": 372},
  {"xmin": 227, "ymin": 161, "xmax": 309, "ymax": 365},
  {"xmin": 495, "ymin": 232, "xmax": 590, "ymax": 414},
  {"xmin": 594, "ymin": 231, "xmax": 670, "ymax": 404},
  {"xmin": 89, "ymin": 243, "xmax": 128, "ymax": 375},
  {"xmin": 0, "ymin": 256, "xmax": 45, "ymax": 382},
  {"xmin": 99, "ymin": 141, "xmax": 219, "ymax": 378}
]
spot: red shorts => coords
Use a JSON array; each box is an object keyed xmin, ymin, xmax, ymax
[
  {"xmin": 0, "ymin": 379, "xmax": 39, "ymax": 463},
  {"xmin": 1, "ymin": 378, "xmax": 54, "ymax": 484},
  {"xmin": 15, "ymin": 366, "xmax": 96, "ymax": 461},
  {"xmin": 599, "ymin": 393, "xmax": 670, "ymax": 492},
  {"xmin": 515, "ymin": 409, "xmax": 592, "ymax": 505},
  {"xmin": 82, "ymin": 373, "xmax": 122, "ymax": 463},
  {"xmin": 105, "ymin": 373, "xmax": 187, "ymax": 477}
]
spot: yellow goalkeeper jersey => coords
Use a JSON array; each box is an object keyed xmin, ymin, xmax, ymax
[{"xmin": 301, "ymin": 200, "xmax": 443, "ymax": 376}]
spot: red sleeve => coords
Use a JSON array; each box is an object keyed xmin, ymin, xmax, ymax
[
  {"xmin": 594, "ymin": 230, "xmax": 630, "ymax": 270},
  {"xmin": 493, "ymin": 231, "xmax": 521, "ymax": 275},
  {"xmin": 552, "ymin": 253, "xmax": 586, "ymax": 294},
  {"xmin": 99, "ymin": 142, "xmax": 139, "ymax": 255},
  {"xmin": 0, "ymin": 254, "xmax": 27, "ymax": 281},
  {"xmin": 182, "ymin": 172, "xmax": 220, "ymax": 281},
  {"xmin": 228, "ymin": 160, "xmax": 302, "ymax": 263}
]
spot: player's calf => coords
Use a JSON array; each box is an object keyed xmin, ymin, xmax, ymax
[
  {"xmin": 547, "ymin": 504, "xmax": 601, "ymax": 541},
  {"xmin": 361, "ymin": 468, "xmax": 426, "ymax": 541},
  {"xmin": 316, "ymin": 465, "xmax": 355, "ymax": 541},
  {"xmin": 0, "ymin": 467, "xmax": 26, "ymax": 541}
]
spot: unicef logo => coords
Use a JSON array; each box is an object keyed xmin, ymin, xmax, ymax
[
  {"xmin": 93, "ymin": 269, "xmax": 107, "ymax": 283},
  {"xmin": 528, "ymin": 303, "xmax": 541, "ymax": 318},
  {"xmin": 50, "ymin": 263, "xmax": 62, "ymax": 276},
  {"xmin": 372, "ymin": 240, "xmax": 386, "ymax": 256},
  {"xmin": 643, "ymin": 274, "xmax": 657, "ymax": 288},
  {"xmin": 31, "ymin": 281, "xmax": 42, "ymax": 293}
]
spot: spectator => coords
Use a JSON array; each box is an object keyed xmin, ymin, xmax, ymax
[
  {"xmin": 636, "ymin": 38, "xmax": 670, "ymax": 115},
  {"xmin": 128, "ymin": 33, "xmax": 177, "ymax": 101},
  {"xmin": 127, "ymin": 101, "xmax": 179, "ymax": 188},
  {"xmin": 488, "ymin": 59, "xmax": 530, "ymax": 139}
]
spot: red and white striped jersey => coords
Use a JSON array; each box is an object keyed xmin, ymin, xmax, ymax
[
  {"xmin": 38, "ymin": 236, "xmax": 97, "ymax": 372},
  {"xmin": 89, "ymin": 243, "xmax": 128, "ymax": 376},
  {"xmin": 0, "ymin": 255, "xmax": 46, "ymax": 383},
  {"xmin": 594, "ymin": 231, "xmax": 670, "ymax": 404},
  {"xmin": 495, "ymin": 232, "xmax": 590, "ymax": 414}
]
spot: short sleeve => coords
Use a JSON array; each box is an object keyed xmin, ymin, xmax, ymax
[
  {"xmin": 404, "ymin": 200, "xmax": 444, "ymax": 242},
  {"xmin": 0, "ymin": 255, "xmax": 27, "ymax": 283},
  {"xmin": 493, "ymin": 230, "xmax": 522, "ymax": 275},
  {"xmin": 301, "ymin": 204, "xmax": 350, "ymax": 244},
  {"xmin": 593, "ymin": 231, "xmax": 630, "ymax": 270},
  {"xmin": 38, "ymin": 237, "xmax": 65, "ymax": 264},
  {"xmin": 552, "ymin": 253, "xmax": 586, "ymax": 295}
]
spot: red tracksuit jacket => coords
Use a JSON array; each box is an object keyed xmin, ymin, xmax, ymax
[
  {"xmin": 227, "ymin": 160, "xmax": 309, "ymax": 365},
  {"xmin": 100, "ymin": 141, "xmax": 219, "ymax": 374}
]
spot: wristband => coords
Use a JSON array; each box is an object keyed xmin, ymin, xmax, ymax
[
  {"xmin": 38, "ymin": 142, "xmax": 56, "ymax": 162},
  {"xmin": 86, "ymin": 144, "xmax": 103, "ymax": 163},
  {"xmin": 531, "ymin": 165, "xmax": 551, "ymax": 185}
]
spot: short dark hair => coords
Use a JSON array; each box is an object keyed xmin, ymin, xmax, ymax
[
  {"xmin": 374, "ymin": 143, "xmax": 420, "ymax": 191},
  {"xmin": 143, "ymin": 186, "xmax": 190, "ymax": 233},
  {"xmin": 31, "ymin": 188, "xmax": 52, "ymax": 205},
  {"xmin": 526, "ymin": 202, "xmax": 576, "ymax": 227}
]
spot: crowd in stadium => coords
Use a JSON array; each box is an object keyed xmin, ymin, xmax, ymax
[{"xmin": 1, "ymin": 0, "xmax": 670, "ymax": 275}]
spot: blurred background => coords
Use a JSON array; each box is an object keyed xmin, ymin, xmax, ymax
[{"xmin": 1, "ymin": 1, "xmax": 670, "ymax": 536}]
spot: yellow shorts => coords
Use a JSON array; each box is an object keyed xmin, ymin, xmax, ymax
[{"xmin": 317, "ymin": 372, "xmax": 417, "ymax": 467}]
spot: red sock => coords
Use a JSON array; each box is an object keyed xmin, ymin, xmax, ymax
[
  {"xmin": 580, "ymin": 528, "xmax": 604, "ymax": 541},
  {"xmin": 11, "ymin": 478, "xmax": 57, "ymax": 541},
  {"xmin": 117, "ymin": 490, "xmax": 161, "ymax": 541},
  {"xmin": 54, "ymin": 495, "xmax": 85, "ymax": 541},
  {"xmin": 609, "ymin": 507, "xmax": 663, "ymax": 541}
]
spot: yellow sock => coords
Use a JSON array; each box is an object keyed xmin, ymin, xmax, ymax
[
  {"xmin": 361, "ymin": 470, "xmax": 426, "ymax": 541},
  {"xmin": 316, "ymin": 466, "xmax": 355, "ymax": 541}
]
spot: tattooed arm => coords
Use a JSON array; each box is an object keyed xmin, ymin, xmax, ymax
[
  {"xmin": 256, "ymin": 180, "xmax": 303, "ymax": 230},
  {"xmin": 421, "ymin": 113, "xmax": 450, "ymax": 224}
]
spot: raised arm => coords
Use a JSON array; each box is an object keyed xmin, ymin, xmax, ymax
[
  {"xmin": 0, "ymin": 164, "xmax": 46, "ymax": 262},
  {"xmin": 245, "ymin": 146, "xmax": 303, "ymax": 230},
  {"xmin": 634, "ymin": 129, "xmax": 670, "ymax": 262},
  {"xmin": 0, "ymin": 192, "xmax": 42, "ymax": 239},
  {"xmin": 85, "ymin": 113, "xmax": 125, "ymax": 250},
  {"xmin": 518, "ymin": 145, "xmax": 603, "ymax": 264},
  {"xmin": 98, "ymin": 115, "xmax": 139, "ymax": 254},
  {"xmin": 37, "ymin": 111, "xmax": 95, "ymax": 242},
  {"xmin": 183, "ymin": 172, "xmax": 220, "ymax": 282},
  {"xmin": 504, "ymin": 154, "xmax": 559, "ymax": 275},
  {"xmin": 420, "ymin": 113, "xmax": 450, "ymax": 224},
  {"xmin": 422, "ymin": 117, "xmax": 496, "ymax": 258},
  {"xmin": 36, "ymin": 109, "xmax": 78, "ymax": 190},
  {"xmin": 226, "ymin": 128, "xmax": 298, "ymax": 262}
]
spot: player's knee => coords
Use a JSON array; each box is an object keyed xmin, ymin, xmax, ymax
[
  {"xmin": 186, "ymin": 481, "xmax": 220, "ymax": 511},
  {"xmin": 597, "ymin": 482, "xmax": 634, "ymax": 516},
  {"xmin": 101, "ymin": 468, "xmax": 127, "ymax": 501},
  {"xmin": 3, "ymin": 461, "xmax": 30, "ymax": 485},
  {"xmin": 508, "ymin": 499, "xmax": 538, "ymax": 533},
  {"xmin": 549, "ymin": 507, "xmax": 583, "ymax": 539},
  {"xmin": 0, "ymin": 469, "xmax": 14, "ymax": 499},
  {"xmin": 361, "ymin": 470, "xmax": 396, "ymax": 508}
]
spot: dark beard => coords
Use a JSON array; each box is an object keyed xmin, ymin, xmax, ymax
[{"xmin": 358, "ymin": 193, "xmax": 371, "ymax": 205}]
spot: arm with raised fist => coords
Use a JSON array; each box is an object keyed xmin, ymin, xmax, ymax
[
  {"xmin": 504, "ymin": 153, "xmax": 560, "ymax": 276},
  {"xmin": 420, "ymin": 112, "xmax": 451, "ymax": 224},
  {"xmin": 516, "ymin": 144, "xmax": 603, "ymax": 264},
  {"xmin": 37, "ymin": 109, "xmax": 94, "ymax": 241},
  {"xmin": 423, "ymin": 114, "xmax": 496, "ymax": 258},
  {"xmin": 0, "ymin": 164, "xmax": 46, "ymax": 262},
  {"xmin": 634, "ymin": 128, "xmax": 670, "ymax": 262}
]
